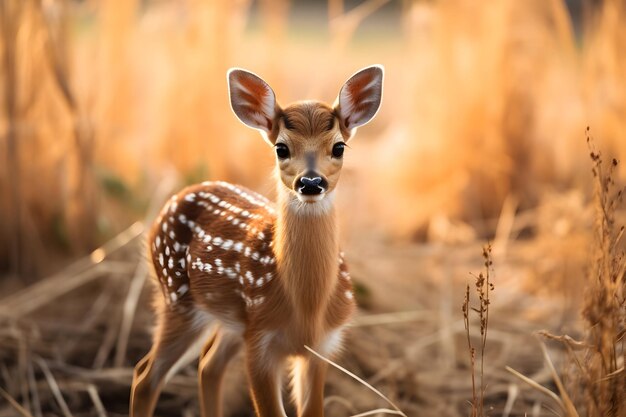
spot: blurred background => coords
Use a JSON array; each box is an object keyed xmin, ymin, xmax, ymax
[{"xmin": 0, "ymin": 0, "xmax": 625, "ymax": 416}]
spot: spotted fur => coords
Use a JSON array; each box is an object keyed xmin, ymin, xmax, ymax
[{"xmin": 130, "ymin": 65, "xmax": 383, "ymax": 417}]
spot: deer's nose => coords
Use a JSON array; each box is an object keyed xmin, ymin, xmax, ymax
[{"xmin": 296, "ymin": 173, "xmax": 327, "ymax": 195}]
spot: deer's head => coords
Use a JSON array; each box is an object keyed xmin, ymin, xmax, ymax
[{"xmin": 227, "ymin": 66, "xmax": 384, "ymax": 206}]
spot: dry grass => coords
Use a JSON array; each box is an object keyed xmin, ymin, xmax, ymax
[
  {"xmin": 1, "ymin": 0, "xmax": 626, "ymax": 416},
  {"xmin": 2, "ymin": 0, "xmax": 626, "ymax": 271},
  {"xmin": 498, "ymin": 134, "xmax": 625, "ymax": 417},
  {"xmin": 0, "ymin": 212, "xmax": 586, "ymax": 417},
  {"xmin": 578, "ymin": 133, "xmax": 626, "ymax": 415},
  {"xmin": 462, "ymin": 244, "xmax": 494, "ymax": 417}
]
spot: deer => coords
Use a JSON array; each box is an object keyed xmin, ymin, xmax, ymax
[{"xmin": 129, "ymin": 65, "xmax": 384, "ymax": 417}]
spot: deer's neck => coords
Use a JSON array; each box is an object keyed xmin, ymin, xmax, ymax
[{"xmin": 274, "ymin": 187, "xmax": 339, "ymax": 322}]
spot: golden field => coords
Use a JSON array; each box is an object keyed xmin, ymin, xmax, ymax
[{"xmin": 0, "ymin": 1, "xmax": 624, "ymax": 416}]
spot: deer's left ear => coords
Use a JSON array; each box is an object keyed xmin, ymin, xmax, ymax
[{"xmin": 335, "ymin": 65, "xmax": 384, "ymax": 136}]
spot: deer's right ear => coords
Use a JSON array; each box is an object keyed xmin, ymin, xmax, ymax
[{"xmin": 228, "ymin": 68, "xmax": 278, "ymax": 143}]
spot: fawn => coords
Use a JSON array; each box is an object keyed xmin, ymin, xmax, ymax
[{"xmin": 130, "ymin": 65, "xmax": 384, "ymax": 417}]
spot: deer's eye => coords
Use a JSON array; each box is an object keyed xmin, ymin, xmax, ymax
[
  {"xmin": 275, "ymin": 143, "xmax": 290, "ymax": 159},
  {"xmin": 332, "ymin": 142, "xmax": 345, "ymax": 158}
]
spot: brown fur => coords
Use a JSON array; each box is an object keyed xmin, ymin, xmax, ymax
[
  {"xmin": 129, "ymin": 182, "xmax": 354, "ymax": 417},
  {"xmin": 130, "ymin": 66, "xmax": 382, "ymax": 417}
]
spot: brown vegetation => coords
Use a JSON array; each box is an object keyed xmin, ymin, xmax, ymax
[{"xmin": 0, "ymin": 0, "xmax": 625, "ymax": 416}]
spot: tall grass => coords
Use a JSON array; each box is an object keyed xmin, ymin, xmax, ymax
[
  {"xmin": 509, "ymin": 134, "xmax": 625, "ymax": 416},
  {"xmin": 0, "ymin": 0, "xmax": 96, "ymax": 279},
  {"xmin": 577, "ymin": 133, "xmax": 625, "ymax": 416},
  {"xmin": 1, "ymin": 0, "xmax": 625, "ymax": 277},
  {"xmin": 372, "ymin": 0, "xmax": 626, "ymax": 239}
]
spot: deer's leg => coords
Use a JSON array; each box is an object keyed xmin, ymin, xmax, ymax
[
  {"xmin": 198, "ymin": 329, "xmax": 242, "ymax": 417},
  {"xmin": 130, "ymin": 309, "xmax": 207, "ymax": 417},
  {"xmin": 291, "ymin": 357, "xmax": 328, "ymax": 417},
  {"xmin": 245, "ymin": 339, "xmax": 286, "ymax": 417}
]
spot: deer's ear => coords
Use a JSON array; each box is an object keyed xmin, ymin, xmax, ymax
[
  {"xmin": 228, "ymin": 68, "xmax": 278, "ymax": 140},
  {"xmin": 335, "ymin": 65, "xmax": 384, "ymax": 135}
]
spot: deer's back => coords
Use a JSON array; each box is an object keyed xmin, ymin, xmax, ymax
[
  {"xmin": 149, "ymin": 181, "xmax": 278, "ymax": 326},
  {"xmin": 148, "ymin": 180, "xmax": 355, "ymax": 345}
]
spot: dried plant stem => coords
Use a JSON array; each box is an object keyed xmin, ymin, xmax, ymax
[
  {"xmin": 0, "ymin": 386, "xmax": 34, "ymax": 417},
  {"xmin": 462, "ymin": 243, "xmax": 495, "ymax": 417},
  {"xmin": 505, "ymin": 366, "xmax": 566, "ymax": 412},
  {"xmin": 350, "ymin": 409, "xmax": 406, "ymax": 417},
  {"xmin": 85, "ymin": 384, "xmax": 108, "ymax": 417},
  {"xmin": 0, "ymin": 222, "xmax": 143, "ymax": 317},
  {"xmin": 304, "ymin": 345, "xmax": 407, "ymax": 417},
  {"xmin": 34, "ymin": 357, "xmax": 73, "ymax": 417}
]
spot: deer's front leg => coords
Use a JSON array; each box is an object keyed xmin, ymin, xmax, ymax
[
  {"xmin": 245, "ymin": 337, "xmax": 286, "ymax": 417},
  {"xmin": 292, "ymin": 357, "xmax": 328, "ymax": 417}
]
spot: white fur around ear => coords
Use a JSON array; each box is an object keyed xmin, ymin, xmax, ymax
[
  {"xmin": 227, "ymin": 68, "xmax": 277, "ymax": 138},
  {"xmin": 335, "ymin": 65, "xmax": 384, "ymax": 134}
]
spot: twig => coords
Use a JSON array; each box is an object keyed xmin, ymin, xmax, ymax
[
  {"xmin": 538, "ymin": 340, "xmax": 580, "ymax": 417},
  {"xmin": 505, "ymin": 366, "xmax": 566, "ymax": 412},
  {"xmin": 501, "ymin": 383, "xmax": 518, "ymax": 417},
  {"xmin": 114, "ymin": 261, "xmax": 148, "ymax": 367},
  {"xmin": 304, "ymin": 345, "xmax": 407, "ymax": 417},
  {"xmin": 350, "ymin": 409, "xmax": 406, "ymax": 417},
  {"xmin": 34, "ymin": 357, "xmax": 73, "ymax": 417},
  {"xmin": 0, "ymin": 386, "xmax": 34, "ymax": 417},
  {"xmin": 26, "ymin": 359, "xmax": 42, "ymax": 417},
  {"xmin": 85, "ymin": 384, "xmax": 108, "ymax": 417},
  {"xmin": 0, "ymin": 222, "xmax": 144, "ymax": 317},
  {"xmin": 93, "ymin": 299, "xmax": 124, "ymax": 369},
  {"xmin": 323, "ymin": 395, "xmax": 356, "ymax": 412}
]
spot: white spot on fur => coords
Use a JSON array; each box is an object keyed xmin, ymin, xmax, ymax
[{"xmin": 320, "ymin": 328, "xmax": 344, "ymax": 356}]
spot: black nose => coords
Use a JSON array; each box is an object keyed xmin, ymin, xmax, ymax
[
  {"xmin": 296, "ymin": 174, "xmax": 327, "ymax": 195},
  {"xmin": 301, "ymin": 176, "xmax": 322, "ymax": 186}
]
